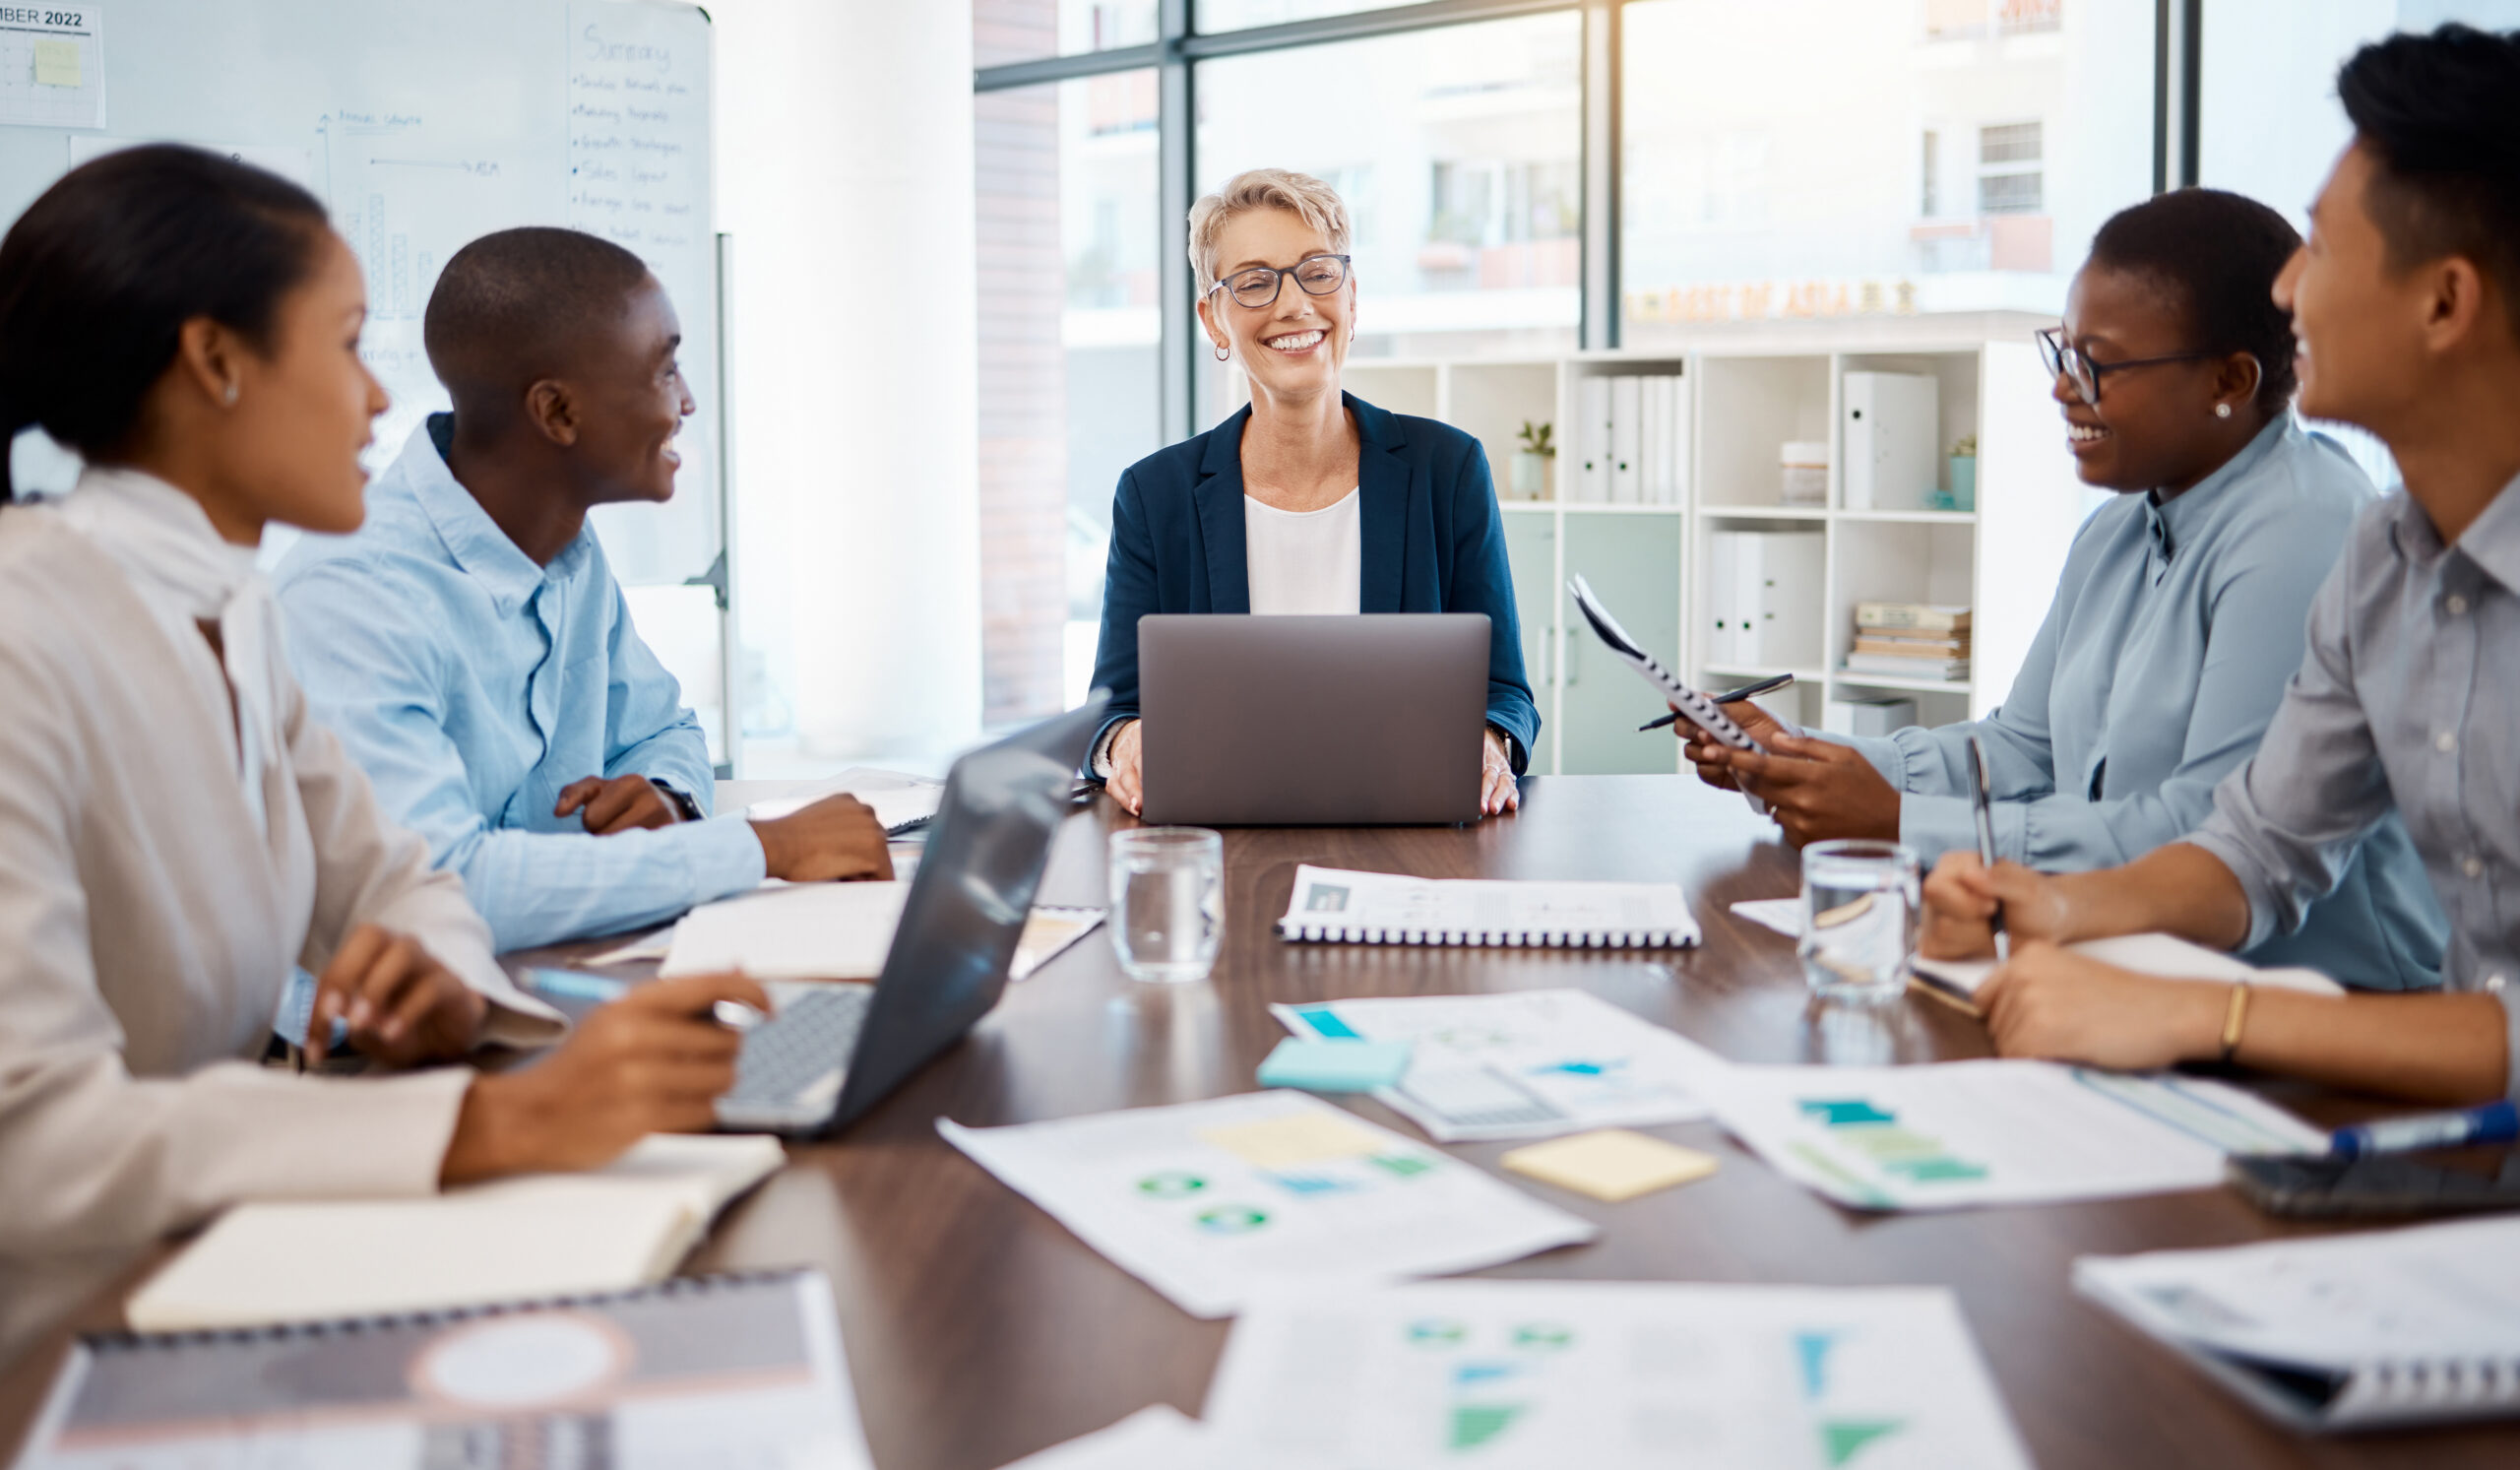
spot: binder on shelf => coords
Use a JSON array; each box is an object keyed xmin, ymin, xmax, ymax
[
  {"xmin": 1708, "ymin": 530, "xmax": 1823, "ymax": 669},
  {"xmin": 1843, "ymin": 370, "xmax": 1940, "ymax": 511},
  {"xmin": 1578, "ymin": 376, "xmax": 1610, "ymax": 503},
  {"xmin": 1609, "ymin": 375, "xmax": 1643, "ymax": 505}
]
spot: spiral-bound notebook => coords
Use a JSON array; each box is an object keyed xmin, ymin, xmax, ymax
[
  {"xmin": 1276, "ymin": 864, "xmax": 1700, "ymax": 949},
  {"xmin": 2074, "ymin": 1215, "xmax": 2520, "ymax": 1430},
  {"xmin": 14, "ymin": 1270, "xmax": 872, "ymax": 1469}
]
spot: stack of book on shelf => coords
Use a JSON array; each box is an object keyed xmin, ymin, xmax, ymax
[{"xmin": 1846, "ymin": 602, "xmax": 1970, "ymax": 682}]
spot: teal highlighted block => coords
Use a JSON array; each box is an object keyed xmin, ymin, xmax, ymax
[
  {"xmin": 1795, "ymin": 1330, "xmax": 1839, "ymax": 1399},
  {"xmin": 1883, "ymin": 1156, "xmax": 1988, "ymax": 1182},
  {"xmin": 1799, "ymin": 1099, "xmax": 1897, "ymax": 1127},
  {"xmin": 1292, "ymin": 1005, "xmax": 1362, "ymax": 1040},
  {"xmin": 1257, "ymin": 1037, "xmax": 1412, "ymax": 1092}
]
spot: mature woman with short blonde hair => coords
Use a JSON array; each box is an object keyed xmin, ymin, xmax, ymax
[{"xmin": 1087, "ymin": 167, "xmax": 1539, "ymax": 816}]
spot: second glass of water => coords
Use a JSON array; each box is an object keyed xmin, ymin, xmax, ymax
[
  {"xmin": 1109, "ymin": 826, "xmax": 1224, "ymax": 984},
  {"xmin": 1798, "ymin": 839, "xmax": 1921, "ymax": 1005}
]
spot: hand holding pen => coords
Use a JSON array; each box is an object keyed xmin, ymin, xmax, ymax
[
  {"xmin": 1967, "ymin": 733, "xmax": 2008, "ymax": 962},
  {"xmin": 1639, "ymin": 671, "xmax": 1795, "ymax": 731}
]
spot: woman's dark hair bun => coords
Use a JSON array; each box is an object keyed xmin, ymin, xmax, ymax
[{"xmin": 0, "ymin": 144, "xmax": 330, "ymax": 503}]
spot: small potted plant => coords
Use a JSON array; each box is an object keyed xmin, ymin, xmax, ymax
[
  {"xmin": 1944, "ymin": 434, "xmax": 1978, "ymax": 512},
  {"xmin": 1514, "ymin": 420, "xmax": 1555, "ymax": 500}
]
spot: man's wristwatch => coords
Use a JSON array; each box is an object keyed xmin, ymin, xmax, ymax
[{"xmin": 650, "ymin": 778, "xmax": 703, "ymax": 822}]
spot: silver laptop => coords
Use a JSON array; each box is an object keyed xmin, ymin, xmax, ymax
[
  {"xmin": 715, "ymin": 694, "xmax": 1105, "ymax": 1136},
  {"xmin": 1137, "ymin": 613, "xmax": 1488, "ymax": 826}
]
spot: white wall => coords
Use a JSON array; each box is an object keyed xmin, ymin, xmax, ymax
[{"xmin": 714, "ymin": 0, "xmax": 983, "ymax": 767}]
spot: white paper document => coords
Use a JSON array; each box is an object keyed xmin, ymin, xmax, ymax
[
  {"xmin": 745, "ymin": 766, "xmax": 945, "ymax": 833},
  {"xmin": 994, "ymin": 1406, "xmax": 1210, "ymax": 1468},
  {"xmin": 937, "ymin": 1091, "xmax": 1597, "ymax": 1319},
  {"xmin": 1912, "ymin": 931, "xmax": 2345, "ymax": 999},
  {"xmin": 127, "ymin": 1134, "xmax": 785, "ymax": 1331},
  {"xmin": 1275, "ymin": 990, "xmax": 1730, "ymax": 1142},
  {"xmin": 1202, "ymin": 1280, "xmax": 2033, "ymax": 1469},
  {"xmin": 1277, "ymin": 864, "xmax": 1700, "ymax": 948},
  {"xmin": 661, "ymin": 880, "xmax": 911, "ymax": 980},
  {"xmin": 1731, "ymin": 897, "xmax": 1806, "ymax": 938},
  {"xmin": 1711, "ymin": 1060, "xmax": 2324, "ymax": 1210},
  {"xmin": 2075, "ymin": 1216, "xmax": 2520, "ymax": 1429}
]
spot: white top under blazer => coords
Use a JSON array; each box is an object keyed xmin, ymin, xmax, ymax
[{"xmin": 1243, "ymin": 487, "xmax": 1362, "ymax": 615}]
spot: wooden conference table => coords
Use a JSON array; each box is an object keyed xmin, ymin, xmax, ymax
[{"xmin": 2, "ymin": 775, "xmax": 2514, "ymax": 1468}]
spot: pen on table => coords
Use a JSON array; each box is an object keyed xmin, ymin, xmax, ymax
[
  {"xmin": 1967, "ymin": 733, "xmax": 2008, "ymax": 963},
  {"xmin": 1639, "ymin": 672, "xmax": 1796, "ymax": 732},
  {"xmin": 2329, "ymin": 1099, "xmax": 2519, "ymax": 1157}
]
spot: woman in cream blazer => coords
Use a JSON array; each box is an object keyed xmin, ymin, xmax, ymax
[{"xmin": 0, "ymin": 146, "xmax": 767, "ymax": 1370}]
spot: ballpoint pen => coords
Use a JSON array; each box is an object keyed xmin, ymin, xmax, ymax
[
  {"xmin": 2330, "ymin": 1099, "xmax": 2519, "ymax": 1157},
  {"xmin": 1639, "ymin": 672, "xmax": 1796, "ymax": 732},
  {"xmin": 1968, "ymin": 732, "xmax": 2008, "ymax": 962}
]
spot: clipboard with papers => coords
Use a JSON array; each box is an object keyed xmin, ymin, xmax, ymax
[{"xmin": 1568, "ymin": 573, "xmax": 1769, "ymax": 813}]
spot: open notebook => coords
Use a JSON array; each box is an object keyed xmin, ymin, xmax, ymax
[
  {"xmin": 1911, "ymin": 931, "xmax": 2344, "ymax": 1008},
  {"xmin": 2076, "ymin": 1215, "xmax": 2520, "ymax": 1430},
  {"xmin": 1276, "ymin": 864, "xmax": 1700, "ymax": 949},
  {"xmin": 125, "ymin": 1134, "xmax": 784, "ymax": 1331}
]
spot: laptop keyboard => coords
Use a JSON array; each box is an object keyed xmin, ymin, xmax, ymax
[{"xmin": 725, "ymin": 984, "xmax": 874, "ymax": 1110}]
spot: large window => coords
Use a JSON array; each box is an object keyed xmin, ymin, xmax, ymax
[
  {"xmin": 1618, "ymin": 0, "xmax": 2153, "ymax": 344},
  {"xmin": 979, "ymin": 0, "xmax": 2481, "ymax": 724},
  {"xmin": 1194, "ymin": 11, "xmax": 1584, "ymax": 421},
  {"xmin": 975, "ymin": 58, "xmax": 1165, "ymax": 720},
  {"xmin": 2199, "ymin": 0, "xmax": 2520, "ymax": 232}
]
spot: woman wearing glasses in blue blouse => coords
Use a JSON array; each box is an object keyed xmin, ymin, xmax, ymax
[
  {"xmin": 1688, "ymin": 187, "xmax": 2445, "ymax": 991},
  {"xmin": 1085, "ymin": 168, "xmax": 1538, "ymax": 818}
]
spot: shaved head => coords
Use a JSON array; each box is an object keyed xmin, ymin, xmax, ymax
[{"xmin": 424, "ymin": 226, "xmax": 654, "ymax": 424}]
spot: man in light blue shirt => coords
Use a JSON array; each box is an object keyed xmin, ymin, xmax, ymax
[
  {"xmin": 1690, "ymin": 187, "xmax": 2443, "ymax": 991},
  {"xmin": 279, "ymin": 227, "xmax": 889, "ymax": 950}
]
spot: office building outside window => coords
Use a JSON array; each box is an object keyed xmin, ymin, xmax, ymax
[
  {"xmin": 976, "ymin": 0, "xmax": 1159, "ymax": 66},
  {"xmin": 1619, "ymin": 0, "xmax": 2152, "ymax": 343}
]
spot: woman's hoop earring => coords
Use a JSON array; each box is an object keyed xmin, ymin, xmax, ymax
[
  {"xmin": 2215, "ymin": 403, "xmax": 2232, "ymax": 419},
  {"xmin": 1213, "ymin": 342, "xmax": 1229, "ymax": 362}
]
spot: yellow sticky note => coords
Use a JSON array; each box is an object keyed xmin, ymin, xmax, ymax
[
  {"xmin": 1200, "ymin": 1110, "xmax": 1384, "ymax": 1170},
  {"xmin": 1501, "ymin": 1129, "xmax": 1718, "ymax": 1202},
  {"xmin": 32, "ymin": 38, "xmax": 80, "ymax": 89}
]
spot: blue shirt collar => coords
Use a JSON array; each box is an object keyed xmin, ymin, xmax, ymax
[
  {"xmin": 400, "ymin": 415, "xmax": 595, "ymax": 616},
  {"xmin": 2143, "ymin": 414, "xmax": 2295, "ymax": 563}
]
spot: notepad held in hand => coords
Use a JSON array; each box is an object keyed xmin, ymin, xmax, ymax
[{"xmin": 1276, "ymin": 864, "xmax": 1699, "ymax": 948}]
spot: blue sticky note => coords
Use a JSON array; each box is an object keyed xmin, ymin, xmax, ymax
[{"xmin": 1257, "ymin": 1038, "xmax": 1414, "ymax": 1093}]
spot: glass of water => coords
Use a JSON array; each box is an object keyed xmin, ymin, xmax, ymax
[
  {"xmin": 1798, "ymin": 839, "xmax": 1921, "ymax": 1005},
  {"xmin": 1108, "ymin": 827, "xmax": 1225, "ymax": 984}
]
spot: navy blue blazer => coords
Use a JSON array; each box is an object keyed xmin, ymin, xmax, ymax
[{"xmin": 1088, "ymin": 393, "xmax": 1541, "ymax": 774}]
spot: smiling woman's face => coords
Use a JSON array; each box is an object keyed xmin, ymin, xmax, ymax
[{"xmin": 1198, "ymin": 207, "xmax": 1353, "ymax": 409}]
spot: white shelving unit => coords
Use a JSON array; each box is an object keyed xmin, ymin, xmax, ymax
[{"xmin": 1327, "ymin": 316, "xmax": 2088, "ymax": 775}]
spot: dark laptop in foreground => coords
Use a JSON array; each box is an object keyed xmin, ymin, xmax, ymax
[
  {"xmin": 715, "ymin": 693, "xmax": 1106, "ymax": 1136},
  {"xmin": 1136, "ymin": 612, "xmax": 1488, "ymax": 826}
]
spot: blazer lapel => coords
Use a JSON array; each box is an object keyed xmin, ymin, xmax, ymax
[
  {"xmin": 1194, "ymin": 407, "xmax": 1252, "ymax": 614},
  {"xmin": 1353, "ymin": 394, "xmax": 1408, "ymax": 612}
]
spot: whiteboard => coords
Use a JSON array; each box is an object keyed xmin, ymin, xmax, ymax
[{"xmin": 0, "ymin": 0, "xmax": 719, "ymax": 588}]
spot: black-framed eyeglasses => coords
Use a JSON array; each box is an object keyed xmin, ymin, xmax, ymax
[
  {"xmin": 2036, "ymin": 326, "xmax": 2216, "ymax": 407},
  {"xmin": 1209, "ymin": 253, "xmax": 1352, "ymax": 309}
]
